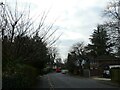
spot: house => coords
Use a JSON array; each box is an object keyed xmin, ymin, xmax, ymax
[
  {"xmin": 95, "ymin": 55, "xmax": 120, "ymax": 67},
  {"xmin": 89, "ymin": 55, "xmax": 120, "ymax": 76}
]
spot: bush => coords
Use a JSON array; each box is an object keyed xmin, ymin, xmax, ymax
[{"xmin": 2, "ymin": 64, "xmax": 39, "ymax": 88}]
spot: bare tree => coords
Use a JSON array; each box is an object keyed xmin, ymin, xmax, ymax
[
  {"xmin": 48, "ymin": 46, "xmax": 59, "ymax": 67},
  {"xmin": 71, "ymin": 42, "xmax": 86, "ymax": 57},
  {"xmin": 0, "ymin": 1, "xmax": 61, "ymax": 44},
  {"xmin": 103, "ymin": 0, "xmax": 120, "ymax": 58},
  {"xmin": 1, "ymin": 1, "xmax": 61, "ymax": 73}
]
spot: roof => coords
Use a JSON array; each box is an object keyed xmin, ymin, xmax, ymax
[
  {"xmin": 95, "ymin": 55, "xmax": 119, "ymax": 61},
  {"xmin": 109, "ymin": 65, "xmax": 120, "ymax": 69}
]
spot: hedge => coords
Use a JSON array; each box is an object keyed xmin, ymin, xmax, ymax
[
  {"xmin": 110, "ymin": 68, "xmax": 120, "ymax": 83},
  {"xmin": 2, "ymin": 64, "xmax": 39, "ymax": 88}
]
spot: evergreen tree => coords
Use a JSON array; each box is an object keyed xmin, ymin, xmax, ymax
[{"xmin": 87, "ymin": 25, "xmax": 113, "ymax": 58}]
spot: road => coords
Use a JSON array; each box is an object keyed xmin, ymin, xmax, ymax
[{"xmin": 34, "ymin": 72, "xmax": 120, "ymax": 89}]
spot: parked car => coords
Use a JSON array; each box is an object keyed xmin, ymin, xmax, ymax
[
  {"xmin": 61, "ymin": 69, "xmax": 68, "ymax": 74},
  {"xmin": 103, "ymin": 70, "xmax": 110, "ymax": 78},
  {"xmin": 102, "ymin": 65, "xmax": 110, "ymax": 78},
  {"xmin": 102, "ymin": 65, "xmax": 120, "ymax": 78}
]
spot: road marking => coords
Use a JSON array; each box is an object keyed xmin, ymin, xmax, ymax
[{"xmin": 47, "ymin": 75, "xmax": 54, "ymax": 90}]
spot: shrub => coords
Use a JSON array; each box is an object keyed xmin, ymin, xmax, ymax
[{"xmin": 2, "ymin": 64, "xmax": 39, "ymax": 88}]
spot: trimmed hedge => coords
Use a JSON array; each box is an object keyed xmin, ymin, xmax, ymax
[
  {"xmin": 2, "ymin": 64, "xmax": 39, "ymax": 88},
  {"xmin": 110, "ymin": 68, "xmax": 120, "ymax": 83}
]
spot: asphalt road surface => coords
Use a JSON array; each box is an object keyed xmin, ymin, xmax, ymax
[{"xmin": 34, "ymin": 72, "xmax": 120, "ymax": 89}]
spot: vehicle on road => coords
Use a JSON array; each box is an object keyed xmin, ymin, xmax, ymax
[
  {"xmin": 61, "ymin": 69, "xmax": 68, "ymax": 74},
  {"xmin": 56, "ymin": 68, "xmax": 61, "ymax": 72}
]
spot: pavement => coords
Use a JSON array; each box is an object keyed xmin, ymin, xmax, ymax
[
  {"xmin": 32, "ymin": 75, "xmax": 50, "ymax": 88},
  {"xmin": 92, "ymin": 77, "xmax": 120, "ymax": 87}
]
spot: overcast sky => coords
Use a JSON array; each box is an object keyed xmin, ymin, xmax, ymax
[{"xmin": 4, "ymin": 0, "xmax": 109, "ymax": 60}]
